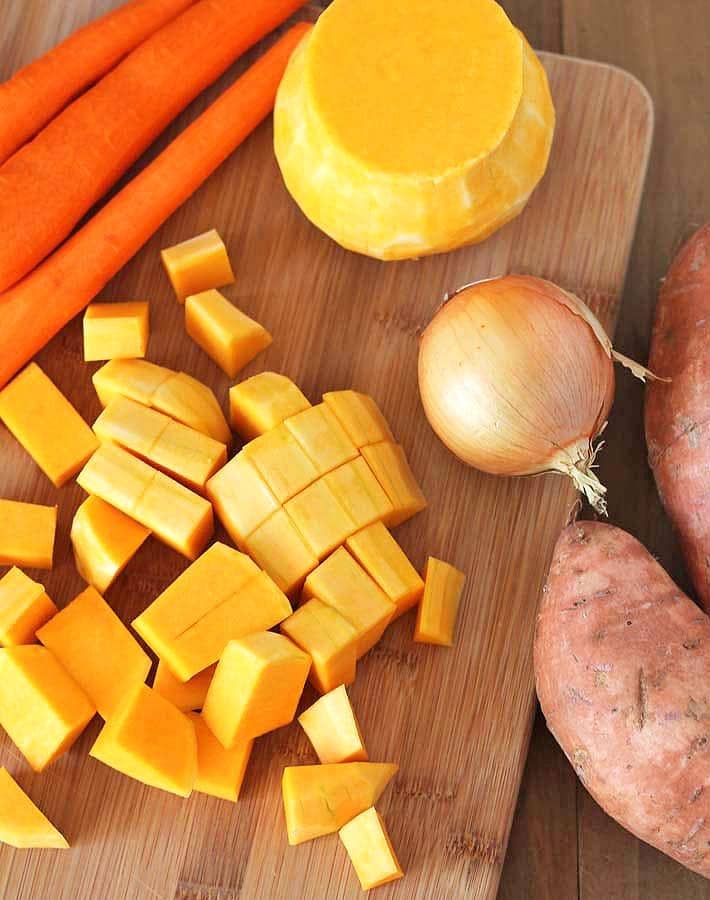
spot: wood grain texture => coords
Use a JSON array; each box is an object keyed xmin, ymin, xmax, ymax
[{"xmin": 0, "ymin": 3, "xmax": 651, "ymax": 899}]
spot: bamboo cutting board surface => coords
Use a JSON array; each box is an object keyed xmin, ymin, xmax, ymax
[{"xmin": 0, "ymin": 4, "xmax": 653, "ymax": 899}]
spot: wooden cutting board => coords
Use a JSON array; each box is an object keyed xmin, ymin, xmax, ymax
[{"xmin": 0, "ymin": 4, "xmax": 653, "ymax": 899}]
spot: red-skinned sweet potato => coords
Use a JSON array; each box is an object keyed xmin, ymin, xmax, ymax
[
  {"xmin": 535, "ymin": 521, "xmax": 710, "ymax": 878},
  {"xmin": 646, "ymin": 224, "xmax": 710, "ymax": 609}
]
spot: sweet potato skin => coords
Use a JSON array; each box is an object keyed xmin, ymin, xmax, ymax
[
  {"xmin": 646, "ymin": 224, "xmax": 710, "ymax": 609},
  {"xmin": 535, "ymin": 521, "xmax": 710, "ymax": 877}
]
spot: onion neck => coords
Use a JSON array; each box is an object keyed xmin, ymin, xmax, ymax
[{"xmin": 548, "ymin": 434, "xmax": 608, "ymax": 516}]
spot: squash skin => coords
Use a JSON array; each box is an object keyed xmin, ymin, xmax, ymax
[{"xmin": 535, "ymin": 521, "xmax": 710, "ymax": 878}]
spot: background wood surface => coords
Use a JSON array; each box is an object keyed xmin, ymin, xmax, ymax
[{"xmin": 0, "ymin": 1, "xmax": 704, "ymax": 898}]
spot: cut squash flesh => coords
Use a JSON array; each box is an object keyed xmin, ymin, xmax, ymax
[
  {"xmin": 0, "ymin": 768, "xmax": 68, "ymax": 849},
  {"xmin": 298, "ymin": 685, "xmax": 367, "ymax": 764},
  {"xmin": 0, "ymin": 567, "xmax": 57, "ymax": 646},
  {"xmin": 339, "ymin": 807, "xmax": 403, "ymax": 890},
  {"xmin": 0, "ymin": 500, "xmax": 57, "ymax": 570},
  {"xmin": 189, "ymin": 713, "xmax": 253, "ymax": 802},
  {"xmin": 153, "ymin": 661, "xmax": 216, "ymax": 712}
]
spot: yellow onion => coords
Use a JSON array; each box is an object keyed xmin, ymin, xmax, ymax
[{"xmin": 418, "ymin": 274, "xmax": 654, "ymax": 513}]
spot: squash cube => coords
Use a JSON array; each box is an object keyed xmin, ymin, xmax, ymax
[
  {"xmin": 0, "ymin": 645, "xmax": 95, "ymax": 772},
  {"xmin": 83, "ymin": 301, "xmax": 149, "ymax": 362},
  {"xmin": 77, "ymin": 444, "xmax": 213, "ymax": 560},
  {"xmin": 206, "ymin": 451, "xmax": 279, "ymax": 548},
  {"xmin": 361, "ymin": 442, "xmax": 427, "ymax": 527},
  {"xmin": 161, "ymin": 229, "xmax": 234, "ymax": 302},
  {"xmin": 90, "ymin": 684, "xmax": 197, "ymax": 797},
  {"xmin": 281, "ymin": 598, "xmax": 358, "ymax": 694},
  {"xmin": 346, "ymin": 522, "xmax": 424, "ymax": 618},
  {"xmin": 285, "ymin": 479, "xmax": 355, "ymax": 560},
  {"xmin": 203, "ymin": 632, "xmax": 310, "ymax": 748},
  {"xmin": 284, "ymin": 403, "xmax": 358, "ymax": 477},
  {"xmin": 153, "ymin": 661, "xmax": 216, "ymax": 712},
  {"xmin": 229, "ymin": 372, "xmax": 310, "ymax": 440},
  {"xmin": 243, "ymin": 424, "xmax": 318, "ymax": 504},
  {"xmin": 339, "ymin": 807, "xmax": 403, "ymax": 890},
  {"xmin": 37, "ymin": 586, "xmax": 151, "ymax": 719},
  {"xmin": 323, "ymin": 457, "xmax": 394, "ymax": 531},
  {"xmin": 0, "ymin": 362, "xmax": 98, "ymax": 487},
  {"xmin": 323, "ymin": 391, "xmax": 394, "ymax": 448},
  {"xmin": 244, "ymin": 509, "xmax": 318, "ymax": 596},
  {"xmin": 189, "ymin": 713, "xmax": 253, "ymax": 802},
  {"xmin": 93, "ymin": 358, "xmax": 169, "ymax": 407},
  {"xmin": 70, "ymin": 495, "xmax": 150, "ymax": 594},
  {"xmin": 0, "ymin": 499, "xmax": 56, "ymax": 569},
  {"xmin": 0, "ymin": 768, "xmax": 68, "ymax": 849},
  {"xmin": 414, "ymin": 557, "xmax": 466, "ymax": 647},
  {"xmin": 0, "ymin": 568, "xmax": 57, "ymax": 646},
  {"xmin": 303, "ymin": 548, "xmax": 395, "ymax": 658},
  {"xmin": 281, "ymin": 762, "xmax": 398, "ymax": 845},
  {"xmin": 298, "ymin": 686, "xmax": 367, "ymax": 764}
]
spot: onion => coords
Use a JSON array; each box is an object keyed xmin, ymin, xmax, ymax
[{"xmin": 417, "ymin": 274, "xmax": 655, "ymax": 514}]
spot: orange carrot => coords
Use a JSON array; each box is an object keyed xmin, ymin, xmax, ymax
[
  {"xmin": 0, "ymin": 0, "xmax": 307, "ymax": 294},
  {"xmin": 0, "ymin": 24, "xmax": 311, "ymax": 390},
  {"xmin": 0, "ymin": 0, "xmax": 196, "ymax": 165}
]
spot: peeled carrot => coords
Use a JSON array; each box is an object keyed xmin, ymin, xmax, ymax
[
  {"xmin": 0, "ymin": 0, "xmax": 196, "ymax": 166},
  {"xmin": 0, "ymin": 24, "xmax": 312, "ymax": 390},
  {"xmin": 0, "ymin": 0, "xmax": 306, "ymax": 294}
]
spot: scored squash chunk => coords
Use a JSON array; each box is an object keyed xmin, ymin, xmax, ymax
[
  {"xmin": 274, "ymin": 0, "xmax": 554, "ymax": 260},
  {"xmin": 298, "ymin": 685, "xmax": 367, "ymax": 764},
  {"xmin": 0, "ymin": 499, "xmax": 56, "ymax": 570},
  {"xmin": 206, "ymin": 451, "xmax": 280, "ymax": 548},
  {"xmin": 244, "ymin": 509, "xmax": 319, "ymax": 596},
  {"xmin": 0, "ymin": 768, "xmax": 68, "ymax": 849},
  {"xmin": 323, "ymin": 391, "xmax": 394, "ymax": 449},
  {"xmin": 243, "ymin": 424, "xmax": 319, "ymax": 504},
  {"xmin": 83, "ymin": 301, "xmax": 150, "ymax": 362},
  {"xmin": 284, "ymin": 403, "xmax": 359, "ymax": 477},
  {"xmin": 189, "ymin": 713, "xmax": 253, "ymax": 802},
  {"xmin": 414, "ymin": 558, "xmax": 467, "ymax": 647},
  {"xmin": 153, "ymin": 661, "xmax": 216, "ymax": 712},
  {"xmin": 323, "ymin": 457, "xmax": 394, "ymax": 531},
  {"xmin": 360, "ymin": 442, "xmax": 427, "ymax": 528},
  {"xmin": 281, "ymin": 598, "xmax": 358, "ymax": 694},
  {"xmin": 229, "ymin": 372, "xmax": 311, "ymax": 440},
  {"xmin": 339, "ymin": 808, "xmax": 403, "ymax": 890},
  {"xmin": 0, "ymin": 568, "xmax": 57, "ymax": 646},
  {"xmin": 285, "ymin": 478, "xmax": 356, "ymax": 560},
  {"xmin": 161, "ymin": 229, "xmax": 235, "ymax": 303}
]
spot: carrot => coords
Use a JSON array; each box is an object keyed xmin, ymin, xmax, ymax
[
  {"xmin": 0, "ymin": 0, "xmax": 196, "ymax": 166},
  {"xmin": 0, "ymin": 0, "xmax": 307, "ymax": 294},
  {"xmin": 0, "ymin": 23, "xmax": 312, "ymax": 391}
]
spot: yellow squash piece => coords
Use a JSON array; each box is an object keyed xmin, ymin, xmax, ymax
[
  {"xmin": 0, "ymin": 362, "xmax": 98, "ymax": 487},
  {"xmin": 229, "ymin": 372, "xmax": 311, "ymax": 440},
  {"xmin": 414, "ymin": 557, "xmax": 466, "ymax": 647},
  {"xmin": 361, "ymin": 442, "xmax": 427, "ymax": 527},
  {"xmin": 185, "ymin": 289, "xmax": 272, "ymax": 378},
  {"xmin": 77, "ymin": 444, "xmax": 213, "ymax": 560},
  {"xmin": 90, "ymin": 684, "xmax": 197, "ymax": 797},
  {"xmin": 153, "ymin": 661, "xmax": 216, "ymax": 712},
  {"xmin": 284, "ymin": 403, "xmax": 358, "ymax": 477},
  {"xmin": 298, "ymin": 685, "xmax": 367, "ymax": 764},
  {"xmin": 323, "ymin": 391, "xmax": 393, "ymax": 448},
  {"xmin": 274, "ymin": 0, "xmax": 554, "ymax": 260},
  {"xmin": 70, "ymin": 495, "xmax": 150, "ymax": 593},
  {"xmin": 161, "ymin": 229, "xmax": 235, "ymax": 302},
  {"xmin": 0, "ymin": 645, "xmax": 95, "ymax": 772},
  {"xmin": 285, "ymin": 478, "xmax": 355, "ymax": 560},
  {"xmin": 281, "ymin": 762, "xmax": 398, "ymax": 845},
  {"xmin": 203, "ymin": 631, "xmax": 311, "ymax": 748},
  {"xmin": 281, "ymin": 598, "xmax": 357, "ymax": 694},
  {"xmin": 0, "ymin": 768, "xmax": 68, "ymax": 849},
  {"xmin": 323, "ymin": 457, "xmax": 394, "ymax": 531},
  {"xmin": 303, "ymin": 547, "xmax": 395, "ymax": 657},
  {"xmin": 189, "ymin": 713, "xmax": 253, "ymax": 802},
  {"xmin": 243, "ymin": 424, "xmax": 319, "ymax": 504},
  {"xmin": 346, "ymin": 522, "xmax": 424, "ymax": 618},
  {"xmin": 37, "ymin": 586, "xmax": 151, "ymax": 719},
  {"xmin": 83, "ymin": 301, "xmax": 150, "ymax": 362},
  {"xmin": 0, "ymin": 568, "xmax": 57, "ymax": 646},
  {"xmin": 0, "ymin": 499, "xmax": 56, "ymax": 569},
  {"xmin": 339, "ymin": 807, "xmax": 403, "ymax": 890},
  {"xmin": 206, "ymin": 451, "xmax": 280, "ymax": 548},
  {"xmin": 245, "ymin": 509, "xmax": 318, "ymax": 596}
]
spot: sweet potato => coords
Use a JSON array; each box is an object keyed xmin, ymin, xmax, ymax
[
  {"xmin": 646, "ymin": 224, "xmax": 710, "ymax": 609},
  {"xmin": 535, "ymin": 521, "xmax": 710, "ymax": 878}
]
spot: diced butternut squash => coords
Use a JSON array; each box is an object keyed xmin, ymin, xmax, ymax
[
  {"xmin": 323, "ymin": 457, "xmax": 394, "ymax": 531},
  {"xmin": 0, "ymin": 362, "xmax": 98, "ymax": 487},
  {"xmin": 361, "ymin": 442, "xmax": 427, "ymax": 527},
  {"xmin": 37, "ymin": 586, "xmax": 151, "ymax": 720},
  {"xmin": 185, "ymin": 289, "xmax": 272, "ymax": 378},
  {"xmin": 243, "ymin": 424, "xmax": 318, "ymax": 504},
  {"xmin": 153, "ymin": 661, "xmax": 216, "ymax": 712},
  {"xmin": 161, "ymin": 229, "xmax": 234, "ymax": 302},
  {"xmin": 83, "ymin": 301, "xmax": 149, "ymax": 362},
  {"xmin": 229, "ymin": 372, "xmax": 311, "ymax": 440},
  {"xmin": 77, "ymin": 444, "xmax": 213, "ymax": 560},
  {"xmin": 0, "ymin": 645, "xmax": 95, "ymax": 772},
  {"xmin": 189, "ymin": 713, "xmax": 253, "ymax": 802},
  {"xmin": 303, "ymin": 548, "xmax": 395, "ymax": 657},
  {"xmin": 298, "ymin": 686, "xmax": 367, "ymax": 764},
  {"xmin": 323, "ymin": 391, "xmax": 394, "ymax": 448},
  {"xmin": 0, "ymin": 568, "xmax": 57, "ymax": 646},
  {"xmin": 284, "ymin": 403, "xmax": 359, "ymax": 477},
  {"xmin": 93, "ymin": 396, "xmax": 227, "ymax": 492},
  {"xmin": 206, "ymin": 451, "xmax": 279, "ymax": 548},
  {"xmin": 70, "ymin": 496, "xmax": 150, "ymax": 594},
  {"xmin": 346, "ymin": 522, "xmax": 424, "ymax": 618},
  {"xmin": 0, "ymin": 499, "xmax": 56, "ymax": 569},
  {"xmin": 244, "ymin": 509, "xmax": 318, "ymax": 596},
  {"xmin": 93, "ymin": 358, "xmax": 169, "ymax": 407},
  {"xmin": 339, "ymin": 807, "xmax": 403, "ymax": 890},
  {"xmin": 414, "ymin": 557, "xmax": 466, "ymax": 647},
  {"xmin": 285, "ymin": 479, "xmax": 355, "ymax": 560},
  {"xmin": 0, "ymin": 768, "xmax": 68, "ymax": 849},
  {"xmin": 281, "ymin": 598, "xmax": 358, "ymax": 694},
  {"xmin": 203, "ymin": 632, "xmax": 310, "ymax": 748},
  {"xmin": 90, "ymin": 684, "xmax": 197, "ymax": 797},
  {"xmin": 281, "ymin": 762, "xmax": 398, "ymax": 845}
]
